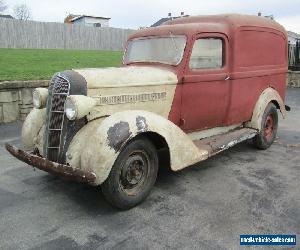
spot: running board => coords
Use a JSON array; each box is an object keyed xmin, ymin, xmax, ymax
[{"xmin": 193, "ymin": 128, "xmax": 258, "ymax": 157}]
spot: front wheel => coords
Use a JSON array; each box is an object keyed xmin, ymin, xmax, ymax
[
  {"xmin": 253, "ymin": 103, "xmax": 278, "ymax": 150},
  {"xmin": 102, "ymin": 137, "xmax": 158, "ymax": 209}
]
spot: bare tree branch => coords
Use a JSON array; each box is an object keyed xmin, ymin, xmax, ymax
[
  {"xmin": 14, "ymin": 3, "xmax": 31, "ymax": 20},
  {"xmin": 0, "ymin": 0, "xmax": 7, "ymax": 13}
]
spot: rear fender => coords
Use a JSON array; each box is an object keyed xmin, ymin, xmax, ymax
[
  {"xmin": 246, "ymin": 87, "xmax": 286, "ymax": 131},
  {"xmin": 66, "ymin": 110, "xmax": 208, "ymax": 185}
]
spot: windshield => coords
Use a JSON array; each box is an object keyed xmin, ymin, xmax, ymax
[{"xmin": 124, "ymin": 36, "xmax": 186, "ymax": 65}]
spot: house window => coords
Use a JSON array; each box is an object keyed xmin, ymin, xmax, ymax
[
  {"xmin": 94, "ymin": 23, "xmax": 101, "ymax": 27},
  {"xmin": 189, "ymin": 38, "xmax": 223, "ymax": 69}
]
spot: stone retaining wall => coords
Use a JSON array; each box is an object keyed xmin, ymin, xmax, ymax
[
  {"xmin": 0, "ymin": 80, "xmax": 49, "ymax": 123},
  {"xmin": 287, "ymin": 71, "xmax": 300, "ymax": 88}
]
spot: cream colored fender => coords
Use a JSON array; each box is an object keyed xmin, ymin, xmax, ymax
[
  {"xmin": 22, "ymin": 108, "xmax": 46, "ymax": 153},
  {"xmin": 246, "ymin": 87, "xmax": 286, "ymax": 131},
  {"xmin": 66, "ymin": 110, "xmax": 208, "ymax": 185}
]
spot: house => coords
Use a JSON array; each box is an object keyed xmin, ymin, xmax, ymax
[
  {"xmin": 64, "ymin": 14, "xmax": 80, "ymax": 24},
  {"xmin": 0, "ymin": 14, "xmax": 14, "ymax": 19},
  {"xmin": 287, "ymin": 31, "xmax": 300, "ymax": 69},
  {"xmin": 64, "ymin": 14, "xmax": 111, "ymax": 27},
  {"xmin": 287, "ymin": 31, "xmax": 300, "ymax": 45},
  {"xmin": 151, "ymin": 12, "xmax": 189, "ymax": 27}
]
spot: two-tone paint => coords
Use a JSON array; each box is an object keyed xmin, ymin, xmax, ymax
[{"xmin": 19, "ymin": 14, "xmax": 288, "ymax": 185}]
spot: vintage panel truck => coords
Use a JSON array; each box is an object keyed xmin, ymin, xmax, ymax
[{"xmin": 6, "ymin": 14, "xmax": 289, "ymax": 209}]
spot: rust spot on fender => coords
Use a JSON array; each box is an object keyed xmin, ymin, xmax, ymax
[
  {"xmin": 136, "ymin": 116, "xmax": 148, "ymax": 132},
  {"xmin": 107, "ymin": 121, "xmax": 132, "ymax": 152}
]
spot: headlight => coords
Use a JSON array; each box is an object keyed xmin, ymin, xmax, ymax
[
  {"xmin": 33, "ymin": 88, "xmax": 48, "ymax": 109},
  {"xmin": 65, "ymin": 95, "xmax": 96, "ymax": 120},
  {"xmin": 65, "ymin": 98, "xmax": 77, "ymax": 120}
]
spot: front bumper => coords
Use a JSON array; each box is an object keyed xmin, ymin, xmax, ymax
[{"xmin": 5, "ymin": 143, "xmax": 96, "ymax": 184}]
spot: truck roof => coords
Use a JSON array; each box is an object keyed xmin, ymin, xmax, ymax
[{"xmin": 128, "ymin": 14, "xmax": 286, "ymax": 40}]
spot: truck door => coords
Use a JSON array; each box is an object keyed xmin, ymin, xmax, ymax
[{"xmin": 181, "ymin": 33, "xmax": 230, "ymax": 132}]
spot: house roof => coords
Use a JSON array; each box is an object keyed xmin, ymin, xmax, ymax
[
  {"xmin": 0, "ymin": 14, "xmax": 14, "ymax": 19},
  {"xmin": 64, "ymin": 14, "xmax": 80, "ymax": 23},
  {"xmin": 151, "ymin": 15, "xmax": 189, "ymax": 27},
  {"xmin": 287, "ymin": 31, "xmax": 300, "ymax": 39},
  {"xmin": 71, "ymin": 15, "xmax": 111, "ymax": 22}
]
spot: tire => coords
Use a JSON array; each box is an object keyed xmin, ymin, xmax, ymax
[
  {"xmin": 253, "ymin": 103, "xmax": 278, "ymax": 150},
  {"xmin": 102, "ymin": 137, "xmax": 158, "ymax": 210}
]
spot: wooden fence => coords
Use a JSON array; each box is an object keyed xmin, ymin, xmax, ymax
[{"xmin": 0, "ymin": 18, "xmax": 136, "ymax": 51}]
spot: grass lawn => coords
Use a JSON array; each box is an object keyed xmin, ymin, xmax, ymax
[{"xmin": 0, "ymin": 48, "xmax": 123, "ymax": 81}]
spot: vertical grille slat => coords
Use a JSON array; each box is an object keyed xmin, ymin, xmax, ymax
[
  {"xmin": 49, "ymin": 113, "xmax": 64, "ymax": 129},
  {"xmin": 51, "ymin": 95, "xmax": 67, "ymax": 111},
  {"xmin": 45, "ymin": 75, "xmax": 70, "ymax": 162}
]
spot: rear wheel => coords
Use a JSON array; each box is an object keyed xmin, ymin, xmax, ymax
[
  {"xmin": 253, "ymin": 103, "xmax": 278, "ymax": 150},
  {"xmin": 102, "ymin": 137, "xmax": 158, "ymax": 209}
]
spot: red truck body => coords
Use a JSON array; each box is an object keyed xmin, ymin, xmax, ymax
[{"xmin": 125, "ymin": 14, "xmax": 288, "ymax": 133}]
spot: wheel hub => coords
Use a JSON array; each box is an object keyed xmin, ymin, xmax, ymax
[
  {"xmin": 264, "ymin": 114, "xmax": 274, "ymax": 140},
  {"xmin": 120, "ymin": 153, "xmax": 148, "ymax": 191},
  {"xmin": 126, "ymin": 159, "xmax": 144, "ymax": 185}
]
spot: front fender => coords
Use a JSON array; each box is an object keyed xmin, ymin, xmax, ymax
[
  {"xmin": 22, "ymin": 108, "xmax": 46, "ymax": 154},
  {"xmin": 66, "ymin": 111, "xmax": 208, "ymax": 185}
]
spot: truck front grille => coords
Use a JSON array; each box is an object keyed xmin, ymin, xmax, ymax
[{"xmin": 45, "ymin": 75, "xmax": 70, "ymax": 162}]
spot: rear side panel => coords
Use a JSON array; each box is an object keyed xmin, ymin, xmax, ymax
[
  {"xmin": 226, "ymin": 27, "xmax": 287, "ymax": 125},
  {"xmin": 168, "ymin": 24, "xmax": 287, "ymax": 130}
]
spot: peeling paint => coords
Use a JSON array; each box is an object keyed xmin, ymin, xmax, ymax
[
  {"xmin": 136, "ymin": 116, "xmax": 148, "ymax": 132},
  {"xmin": 66, "ymin": 111, "xmax": 208, "ymax": 185},
  {"xmin": 107, "ymin": 121, "xmax": 132, "ymax": 152}
]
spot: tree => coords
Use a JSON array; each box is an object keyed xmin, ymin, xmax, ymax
[
  {"xmin": 0, "ymin": 0, "xmax": 7, "ymax": 13},
  {"xmin": 14, "ymin": 3, "xmax": 31, "ymax": 20}
]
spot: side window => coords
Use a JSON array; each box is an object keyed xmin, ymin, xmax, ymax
[{"xmin": 189, "ymin": 38, "xmax": 224, "ymax": 69}]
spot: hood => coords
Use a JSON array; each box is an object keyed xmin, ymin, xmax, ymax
[
  {"xmin": 71, "ymin": 66, "xmax": 178, "ymax": 120},
  {"xmin": 73, "ymin": 66, "xmax": 178, "ymax": 88}
]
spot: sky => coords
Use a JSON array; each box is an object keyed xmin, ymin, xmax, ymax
[{"xmin": 4, "ymin": 0, "xmax": 300, "ymax": 32}]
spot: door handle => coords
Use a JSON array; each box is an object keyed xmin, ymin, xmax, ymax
[{"xmin": 224, "ymin": 76, "xmax": 230, "ymax": 81}]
